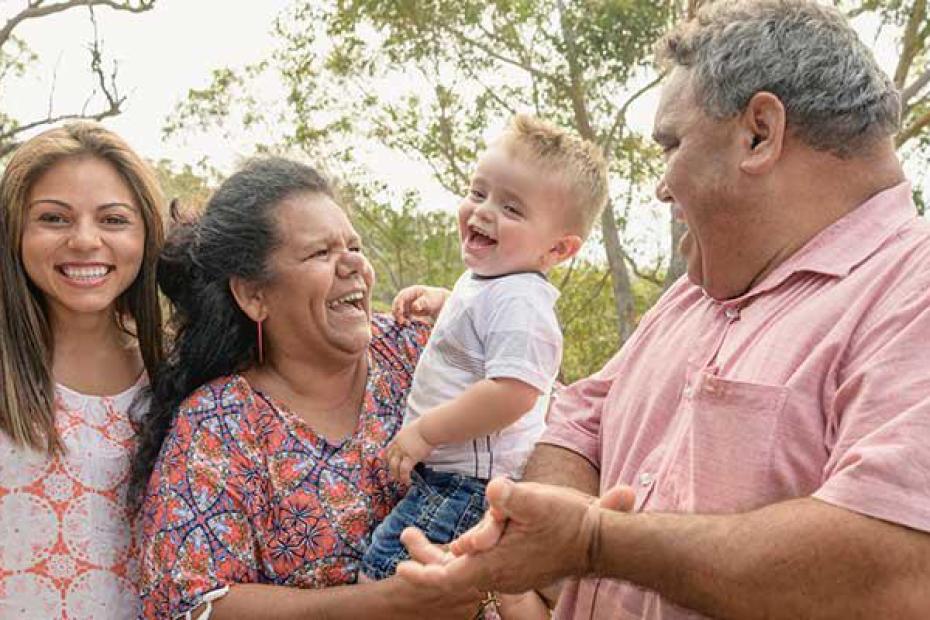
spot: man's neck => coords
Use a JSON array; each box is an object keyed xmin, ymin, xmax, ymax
[
  {"xmin": 783, "ymin": 140, "xmax": 905, "ymax": 223},
  {"xmin": 744, "ymin": 142, "xmax": 905, "ymax": 294}
]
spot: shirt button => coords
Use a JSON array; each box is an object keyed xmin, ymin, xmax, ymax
[
  {"xmin": 639, "ymin": 472, "xmax": 655, "ymax": 487},
  {"xmin": 724, "ymin": 306, "xmax": 740, "ymax": 320}
]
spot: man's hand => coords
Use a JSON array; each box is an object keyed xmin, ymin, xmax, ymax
[
  {"xmin": 452, "ymin": 480, "xmax": 633, "ymax": 557},
  {"xmin": 392, "ymin": 285, "xmax": 451, "ymax": 323},
  {"xmin": 397, "ymin": 478, "xmax": 635, "ymax": 594},
  {"xmin": 385, "ymin": 420, "xmax": 435, "ymax": 484}
]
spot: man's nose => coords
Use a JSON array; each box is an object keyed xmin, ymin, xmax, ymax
[{"xmin": 655, "ymin": 179, "xmax": 673, "ymax": 203}]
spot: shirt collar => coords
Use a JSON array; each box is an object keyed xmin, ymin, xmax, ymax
[{"xmin": 725, "ymin": 181, "xmax": 916, "ymax": 304}]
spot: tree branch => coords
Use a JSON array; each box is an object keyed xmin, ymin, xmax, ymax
[
  {"xmin": 1, "ymin": 0, "xmax": 154, "ymax": 50},
  {"xmin": 445, "ymin": 24, "xmax": 563, "ymax": 87},
  {"xmin": 556, "ymin": 0, "xmax": 594, "ymax": 140},
  {"xmin": 892, "ymin": 0, "xmax": 927, "ymax": 90},
  {"xmin": 602, "ymin": 71, "xmax": 666, "ymax": 154},
  {"xmin": 897, "ymin": 106, "xmax": 930, "ymax": 147},
  {"xmin": 620, "ymin": 245, "xmax": 663, "ymax": 286},
  {"xmin": 902, "ymin": 66, "xmax": 930, "ymax": 108}
]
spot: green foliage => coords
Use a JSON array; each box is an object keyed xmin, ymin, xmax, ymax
[
  {"xmin": 553, "ymin": 260, "xmax": 662, "ymax": 383},
  {"xmin": 152, "ymin": 159, "xmax": 216, "ymax": 213},
  {"xmin": 915, "ymin": 185, "xmax": 927, "ymax": 216},
  {"xmin": 342, "ymin": 181, "xmax": 462, "ymax": 305},
  {"xmin": 0, "ymin": 37, "xmax": 38, "ymax": 156},
  {"xmin": 164, "ymin": 0, "xmax": 930, "ymax": 375}
]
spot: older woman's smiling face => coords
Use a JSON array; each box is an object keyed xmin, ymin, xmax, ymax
[{"xmin": 260, "ymin": 192, "xmax": 375, "ymax": 364}]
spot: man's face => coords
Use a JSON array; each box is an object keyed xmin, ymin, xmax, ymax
[{"xmin": 652, "ymin": 68, "xmax": 751, "ymax": 299}]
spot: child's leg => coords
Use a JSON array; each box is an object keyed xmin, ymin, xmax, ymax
[
  {"xmin": 360, "ymin": 483, "xmax": 430, "ymax": 580},
  {"xmin": 361, "ymin": 467, "xmax": 488, "ymax": 580}
]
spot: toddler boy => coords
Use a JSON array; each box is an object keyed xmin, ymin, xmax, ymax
[{"xmin": 362, "ymin": 114, "xmax": 608, "ymax": 616}]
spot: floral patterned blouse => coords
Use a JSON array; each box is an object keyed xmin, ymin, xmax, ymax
[
  {"xmin": 139, "ymin": 316, "xmax": 430, "ymax": 618},
  {"xmin": 0, "ymin": 377, "xmax": 147, "ymax": 619}
]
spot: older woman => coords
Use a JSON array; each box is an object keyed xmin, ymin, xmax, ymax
[
  {"xmin": 0, "ymin": 122, "xmax": 165, "ymax": 618},
  {"xmin": 132, "ymin": 157, "xmax": 477, "ymax": 618}
]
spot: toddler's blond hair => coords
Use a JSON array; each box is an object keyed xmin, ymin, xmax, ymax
[{"xmin": 496, "ymin": 114, "xmax": 609, "ymax": 238}]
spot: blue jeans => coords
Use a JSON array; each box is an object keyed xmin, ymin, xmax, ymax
[{"xmin": 361, "ymin": 465, "xmax": 487, "ymax": 580}]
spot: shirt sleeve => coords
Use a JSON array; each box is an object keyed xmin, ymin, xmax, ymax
[
  {"xmin": 482, "ymin": 292, "xmax": 562, "ymax": 393},
  {"xmin": 370, "ymin": 313, "xmax": 432, "ymax": 379},
  {"xmin": 539, "ymin": 276, "xmax": 691, "ymax": 474},
  {"xmin": 139, "ymin": 386, "xmax": 265, "ymax": 618},
  {"xmin": 814, "ymin": 279, "xmax": 930, "ymax": 533}
]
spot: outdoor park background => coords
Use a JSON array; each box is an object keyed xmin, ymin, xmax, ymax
[{"xmin": 2, "ymin": 0, "xmax": 928, "ymax": 383}]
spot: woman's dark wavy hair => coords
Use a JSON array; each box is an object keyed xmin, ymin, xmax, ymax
[{"xmin": 129, "ymin": 157, "xmax": 334, "ymax": 505}]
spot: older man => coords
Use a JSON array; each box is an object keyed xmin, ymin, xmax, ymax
[{"xmin": 399, "ymin": 1, "xmax": 930, "ymax": 618}]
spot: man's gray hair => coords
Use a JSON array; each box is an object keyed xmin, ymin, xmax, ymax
[{"xmin": 657, "ymin": 0, "xmax": 901, "ymax": 157}]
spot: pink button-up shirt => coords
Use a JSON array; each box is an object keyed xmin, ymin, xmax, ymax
[{"xmin": 544, "ymin": 182, "xmax": 930, "ymax": 620}]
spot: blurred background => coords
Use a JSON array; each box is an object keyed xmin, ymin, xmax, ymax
[{"xmin": 2, "ymin": 0, "xmax": 928, "ymax": 381}]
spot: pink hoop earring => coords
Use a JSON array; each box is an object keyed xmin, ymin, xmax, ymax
[{"xmin": 256, "ymin": 319, "xmax": 264, "ymax": 364}]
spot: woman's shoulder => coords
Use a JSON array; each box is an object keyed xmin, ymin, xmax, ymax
[
  {"xmin": 370, "ymin": 313, "xmax": 431, "ymax": 369},
  {"xmin": 176, "ymin": 374, "xmax": 254, "ymax": 417}
]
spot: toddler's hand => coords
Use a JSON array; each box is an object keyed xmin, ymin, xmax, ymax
[
  {"xmin": 392, "ymin": 285, "xmax": 451, "ymax": 323},
  {"xmin": 386, "ymin": 421, "xmax": 435, "ymax": 484}
]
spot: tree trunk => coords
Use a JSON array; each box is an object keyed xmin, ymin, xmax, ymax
[{"xmin": 600, "ymin": 201, "xmax": 637, "ymax": 343}]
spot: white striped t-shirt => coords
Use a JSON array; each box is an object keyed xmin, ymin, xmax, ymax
[{"xmin": 403, "ymin": 270, "xmax": 561, "ymax": 479}]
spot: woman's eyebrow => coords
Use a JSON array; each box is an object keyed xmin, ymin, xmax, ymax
[
  {"xmin": 29, "ymin": 198, "xmax": 72, "ymax": 209},
  {"xmin": 28, "ymin": 199, "xmax": 137, "ymax": 210}
]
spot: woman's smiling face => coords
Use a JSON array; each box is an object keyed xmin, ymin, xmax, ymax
[
  {"xmin": 21, "ymin": 155, "xmax": 145, "ymax": 323},
  {"xmin": 259, "ymin": 192, "xmax": 375, "ymax": 364}
]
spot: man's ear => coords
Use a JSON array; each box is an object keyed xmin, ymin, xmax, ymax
[
  {"xmin": 739, "ymin": 91, "xmax": 786, "ymax": 175},
  {"xmin": 229, "ymin": 276, "xmax": 267, "ymax": 323},
  {"xmin": 548, "ymin": 234, "xmax": 583, "ymax": 267}
]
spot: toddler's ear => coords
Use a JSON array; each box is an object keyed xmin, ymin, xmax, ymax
[{"xmin": 549, "ymin": 234, "xmax": 582, "ymax": 265}]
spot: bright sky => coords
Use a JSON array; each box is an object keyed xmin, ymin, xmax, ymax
[
  {"xmin": 2, "ymin": 1, "xmax": 926, "ymax": 257},
  {"xmin": 2, "ymin": 0, "xmax": 465, "ymax": 208}
]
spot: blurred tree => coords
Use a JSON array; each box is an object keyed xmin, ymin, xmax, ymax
[
  {"xmin": 0, "ymin": 1, "xmax": 156, "ymax": 158},
  {"xmin": 164, "ymin": 0, "xmax": 930, "ymax": 376},
  {"xmin": 167, "ymin": 0, "xmax": 687, "ymax": 345},
  {"xmin": 152, "ymin": 158, "xmax": 215, "ymax": 214},
  {"xmin": 839, "ymin": 0, "xmax": 930, "ymax": 199}
]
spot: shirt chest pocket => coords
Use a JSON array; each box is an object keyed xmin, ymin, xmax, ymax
[{"xmin": 663, "ymin": 369, "xmax": 790, "ymax": 513}]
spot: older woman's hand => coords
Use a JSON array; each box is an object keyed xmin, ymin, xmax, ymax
[
  {"xmin": 379, "ymin": 573, "xmax": 484, "ymax": 619},
  {"xmin": 397, "ymin": 477, "xmax": 635, "ymax": 595}
]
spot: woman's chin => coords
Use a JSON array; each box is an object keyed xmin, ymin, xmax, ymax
[{"xmin": 333, "ymin": 324, "xmax": 373, "ymax": 357}]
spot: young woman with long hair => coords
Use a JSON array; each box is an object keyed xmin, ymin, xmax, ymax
[{"xmin": 0, "ymin": 122, "xmax": 165, "ymax": 618}]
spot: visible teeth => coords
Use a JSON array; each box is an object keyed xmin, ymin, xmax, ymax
[
  {"xmin": 62, "ymin": 266, "xmax": 108, "ymax": 280},
  {"xmin": 327, "ymin": 291, "xmax": 364, "ymax": 309},
  {"xmin": 470, "ymin": 227, "xmax": 495, "ymax": 241}
]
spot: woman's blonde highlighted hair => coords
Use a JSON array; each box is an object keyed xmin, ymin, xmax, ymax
[{"xmin": 0, "ymin": 122, "xmax": 165, "ymax": 454}]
